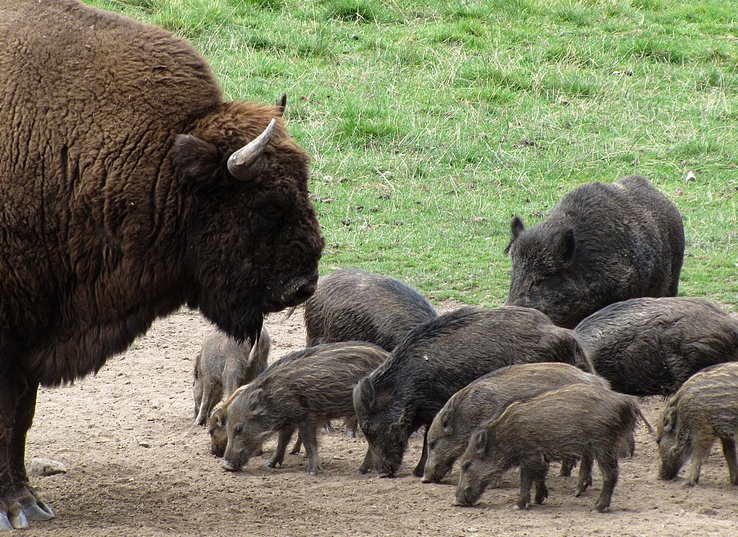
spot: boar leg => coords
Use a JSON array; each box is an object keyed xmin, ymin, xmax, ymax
[
  {"xmin": 593, "ymin": 455, "xmax": 618, "ymax": 513},
  {"xmin": 559, "ymin": 457, "xmax": 576, "ymax": 477},
  {"xmin": 357, "ymin": 445, "xmax": 375, "ymax": 475},
  {"xmin": 686, "ymin": 434, "xmax": 716, "ymax": 486},
  {"xmin": 412, "ymin": 427, "xmax": 429, "ymax": 478},
  {"xmin": 297, "ymin": 423, "xmax": 322, "ymax": 475},
  {"xmin": 290, "ymin": 432, "xmax": 303, "ymax": 455},
  {"xmin": 516, "ymin": 452, "xmax": 547, "ymax": 510},
  {"xmin": 266, "ymin": 426, "xmax": 297, "ymax": 468},
  {"xmin": 720, "ymin": 437, "xmax": 738, "ymax": 485},
  {"xmin": 575, "ymin": 450, "xmax": 593, "ymax": 497}
]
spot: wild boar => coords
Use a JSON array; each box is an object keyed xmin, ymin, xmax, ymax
[
  {"xmin": 455, "ymin": 384, "xmax": 649, "ymax": 512},
  {"xmin": 422, "ymin": 362, "xmax": 609, "ymax": 484},
  {"xmin": 304, "ymin": 268, "xmax": 438, "ymax": 350},
  {"xmin": 223, "ymin": 342, "xmax": 389, "ymax": 475},
  {"xmin": 575, "ymin": 297, "xmax": 738, "ymax": 396},
  {"xmin": 657, "ymin": 362, "xmax": 738, "ymax": 486},
  {"xmin": 505, "ymin": 175, "xmax": 684, "ymax": 328},
  {"xmin": 353, "ymin": 306, "xmax": 594, "ymax": 479},
  {"xmin": 194, "ymin": 327, "xmax": 271, "ymax": 426}
]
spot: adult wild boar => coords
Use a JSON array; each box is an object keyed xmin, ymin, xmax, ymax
[
  {"xmin": 353, "ymin": 306, "xmax": 594, "ymax": 479},
  {"xmin": 574, "ymin": 297, "xmax": 738, "ymax": 397},
  {"xmin": 657, "ymin": 363, "xmax": 738, "ymax": 486},
  {"xmin": 504, "ymin": 176, "xmax": 684, "ymax": 328},
  {"xmin": 304, "ymin": 268, "xmax": 439, "ymax": 350},
  {"xmin": 193, "ymin": 327, "xmax": 271, "ymax": 426},
  {"xmin": 422, "ymin": 362, "xmax": 609, "ymax": 484},
  {"xmin": 0, "ymin": 0, "xmax": 323, "ymax": 529}
]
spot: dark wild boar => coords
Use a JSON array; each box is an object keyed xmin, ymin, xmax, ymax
[
  {"xmin": 0, "ymin": 0, "xmax": 323, "ymax": 528},
  {"xmin": 422, "ymin": 362, "xmax": 609, "ymax": 484},
  {"xmin": 657, "ymin": 362, "xmax": 738, "ymax": 486},
  {"xmin": 505, "ymin": 176, "xmax": 684, "ymax": 328},
  {"xmin": 194, "ymin": 327, "xmax": 271, "ymax": 426},
  {"xmin": 353, "ymin": 306, "xmax": 594, "ymax": 479},
  {"xmin": 455, "ymin": 384, "xmax": 649, "ymax": 512},
  {"xmin": 223, "ymin": 342, "xmax": 389, "ymax": 475},
  {"xmin": 304, "ymin": 268, "xmax": 438, "ymax": 350},
  {"xmin": 575, "ymin": 297, "xmax": 738, "ymax": 396}
]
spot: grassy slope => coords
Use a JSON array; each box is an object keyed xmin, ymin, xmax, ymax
[{"xmin": 85, "ymin": 0, "xmax": 738, "ymax": 308}]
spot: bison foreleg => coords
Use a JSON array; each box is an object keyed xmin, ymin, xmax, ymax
[{"xmin": 11, "ymin": 379, "xmax": 54, "ymax": 523}]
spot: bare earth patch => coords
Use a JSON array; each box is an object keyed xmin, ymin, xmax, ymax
[{"xmin": 25, "ymin": 306, "xmax": 738, "ymax": 536}]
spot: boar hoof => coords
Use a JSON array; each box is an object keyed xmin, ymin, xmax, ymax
[
  {"xmin": 593, "ymin": 502, "xmax": 611, "ymax": 513},
  {"xmin": 514, "ymin": 499, "xmax": 529, "ymax": 510}
]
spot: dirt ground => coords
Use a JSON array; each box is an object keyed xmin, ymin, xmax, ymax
[{"xmin": 22, "ymin": 303, "xmax": 738, "ymax": 537}]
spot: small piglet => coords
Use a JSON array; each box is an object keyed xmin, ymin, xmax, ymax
[
  {"xmin": 575, "ymin": 297, "xmax": 738, "ymax": 396},
  {"xmin": 223, "ymin": 342, "xmax": 389, "ymax": 475},
  {"xmin": 193, "ymin": 327, "xmax": 271, "ymax": 426},
  {"xmin": 304, "ymin": 268, "xmax": 438, "ymax": 350},
  {"xmin": 455, "ymin": 384, "xmax": 649, "ymax": 512},
  {"xmin": 657, "ymin": 362, "xmax": 738, "ymax": 486},
  {"xmin": 422, "ymin": 362, "xmax": 609, "ymax": 484},
  {"xmin": 353, "ymin": 306, "xmax": 594, "ymax": 479}
]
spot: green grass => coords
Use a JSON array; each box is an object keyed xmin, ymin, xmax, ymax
[{"xmin": 86, "ymin": 0, "xmax": 738, "ymax": 309}]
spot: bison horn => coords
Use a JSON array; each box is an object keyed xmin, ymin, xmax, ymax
[{"xmin": 227, "ymin": 118, "xmax": 277, "ymax": 181}]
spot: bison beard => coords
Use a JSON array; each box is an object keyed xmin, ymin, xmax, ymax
[{"xmin": 0, "ymin": 0, "xmax": 323, "ymax": 529}]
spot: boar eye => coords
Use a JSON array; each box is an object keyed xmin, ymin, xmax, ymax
[
  {"xmin": 429, "ymin": 439, "xmax": 437, "ymax": 450},
  {"xmin": 462, "ymin": 461, "xmax": 472, "ymax": 472},
  {"xmin": 234, "ymin": 424, "xmax": 244, "ymax": 436}
]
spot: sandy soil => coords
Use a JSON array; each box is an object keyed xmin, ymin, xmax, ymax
[{"xmin": 22, "ymin": 304, "xmax": 738, "ymax": 537}]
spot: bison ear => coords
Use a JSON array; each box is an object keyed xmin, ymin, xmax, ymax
[
  {"xmin": 662, "ymin": 406, "xmax": 677, "ymax": 433},
  {"xmin": 172, "ymin": 134, "xmax": 221, "ymax": 186},
  {"xmin": 472, "ymin": 429, "xmax": 488, "ymax": 456},
  {"xmin": 275, "ymin": 93, "xmax": 287, "ymax": 116},
  {"xmin": 504, "ymin": 215, "xmax": 525, "ymax": 255},
  {"xmin": 555, "ymin": 226, "xmax": 576, "ymax": 266},
  {"xmin": 246, "ymin": 388, "xmax": 266, "ymax": 415}
]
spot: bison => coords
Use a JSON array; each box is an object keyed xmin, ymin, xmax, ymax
[
  {"xmin": 0, "ymin": 0, "xmax": 323, "ymax": 529},
  {"xmin": 504, "ymin": 175, "xmax": 684, "ymax": 328}
]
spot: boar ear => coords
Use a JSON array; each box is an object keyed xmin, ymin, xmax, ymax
[
  {"xmin": 472, "ymin": 429, "xmax": 488, "ymax": 456},
  {"xmin": 662, "ymin": 406, "xmax": 677, "ymax": 433},
  {"xmin": 355, "ymin": 377, "xmax": 376, "ymax": 411},
  {"xmin": 440, "ymin": 413, "xmax": 452, "ymax": 434},
  {"xmin": 555, "ymin": 227, "xmax": 576, "ymax": 266},
  {"xmin": 172, "ymin": 134, "xmax": 222, "ymax": 187},
  {"xmin": 246, "ymin": 388, "xmax": 267, "ymax": 415},
  {"xmin": 504, "ymin": 215, "xmax": 525, "ymax": 255}
]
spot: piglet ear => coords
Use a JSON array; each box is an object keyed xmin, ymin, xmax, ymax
[
  {"xmin": 440, "ymin": 412, "xmax": 452, "ymax": 435},
  {"xmin": 246, "ymin": 388, "xmax": 266, "ymax": 415},
  {"xmin": 504, "ymin": 215, "xmax": 525, "ymax": 254},
  {"xmin": 661, "ymin": 406, "xmax": 677, "ymax": 433},
  {"xmin": 472, "ymin": 429, "xmax": 488, "ymax": 456},
  {"xmin": 172, "ymin": 134, "xmax": 221, "ymax": 186}
]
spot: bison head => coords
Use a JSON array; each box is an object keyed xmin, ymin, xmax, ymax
[{"xmin": 172, "ymin": 97, "xmax": 323, "ymax": 342}]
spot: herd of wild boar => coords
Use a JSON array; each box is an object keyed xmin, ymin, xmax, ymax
[{"xmin": 193, "ymin": 175, "xmax": 738, "ymax": 512}]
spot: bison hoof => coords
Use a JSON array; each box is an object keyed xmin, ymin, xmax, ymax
[{"xmin": 20, "ymin": 498, "xmax": 54, "ymax": 522}]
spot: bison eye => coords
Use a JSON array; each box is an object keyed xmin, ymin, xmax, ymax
[{"xmin": 261, "ymin": 204, "xmax": 278, "ymax": 217}]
